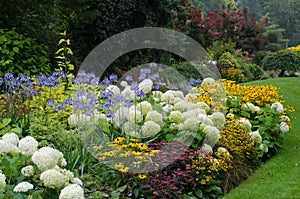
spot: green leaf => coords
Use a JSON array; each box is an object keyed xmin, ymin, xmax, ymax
[
  {"xmin": 116, "ymin": 184, "xmax": 127, "ymax": 192},
  {"xmin": 165, "ymin": 133, "xmax": 175, "ymax": 142},
  {"xmin": 195, "ymin": 189, "xmax": 203, "ymax": 198},
  {"xmin": 12, "ymin": 47, "xmax": 19, "ymax": 53}
]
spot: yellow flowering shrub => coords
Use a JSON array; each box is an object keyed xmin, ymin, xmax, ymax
[
  {"xmin": 287, "ymin": 44, "xmax": 300, "ymax": 52},
  {"xmin": 223, "ymin": 79, "xmax": 283, "ymax": 106},
  {"xmin": 217, "ymin": 118, "xmax": 257, "ymax": 163},
  {"xmin": 93, "ymin": 137, "xmax": 159, "ymax": 173}
]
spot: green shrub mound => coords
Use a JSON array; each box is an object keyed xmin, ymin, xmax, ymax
[{"xmin": 0, "ymin": 29, "xmax": 51, "ymax": 76}]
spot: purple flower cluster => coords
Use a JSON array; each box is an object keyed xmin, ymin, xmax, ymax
[
  {"xmin": 36, "ymin": 71, "xmax": 64, "ymax": 87},
  {"xmin": 73, "ymin": 71, "xmax": 99, "ymax": 85},
  {"xmin": 2, "ymin": 73, "xmax": 35, "ymax": 96}
]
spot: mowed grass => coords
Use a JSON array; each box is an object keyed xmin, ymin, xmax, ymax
[{"xmin": 222, "ymin": 77, "xmax": 300, "ymax": 199}]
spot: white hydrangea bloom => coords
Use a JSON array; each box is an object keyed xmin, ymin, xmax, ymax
[
  {"xmin": 55, "ymin": 168, "xmax": 74, "ymax": 182},
  {"xmin": 184, "ymin": 93, "xmax": 197, "ymax": 101},
  {"xmin": 217, "ymin": 147, "xmax": 230, "ymax": 155},
  {"xmin": 120, "ymin": 81, "xmax": 128, "ymax": 88},
  {"xmin": 8, "ymin": 143, "xmax": 21, "ymax": 154},
  {"xmin": 168, "ymin": 111, "xmax": 183, "ymax": 124},
  {"xmin": 13, "ymin": 182, "xmax": 34, "ymax": 193},
  {"xmin": 145, "ymin": 110, "xmax": 164, "ymax": 127},
  {"xmin": 139, "ymin": 79, "xmax": 153, "ymax": 94},
  {"xmin": 249, "ymin": 130, "xmax": 262, "ymax": 143},
  {"xmin": 2, "ymin": 133, "xmax": 19, "ymax": 146},
  {"xmin": 243, "ymin": 102, "xmax": 260, "ymax": 113},
  {"xmin": 59, "ymin": 184, "xmax": 84, "ymax": 199},
  {"xmin": 161, "ymin": 91, "xmax": 175, "ymax": 103},
  {"xmin": 32, "ymin": 147, "xmax": 64, "ymax": 171},
  {"xmin": 18, "ymin": 136, "xmax": 38, "ymax": 155},
  {"xmin": 183, "ymin": 109, "xmax": 206, "ymax": 120},
  {"xmin": 196, "ymin": 102, "xmax": 210, "ymax": 113},
  {"xmin": 0, "ymin": 171, "xmax": 6, "ymax": 193},
  {"xmin": 0, "ymin": 140, "xmax": 10, "ymax": 154},
  {"xmin": 72, "ymin": 178, "xmax": 83, "ymax": 186},
  {"xmin": 226, "ymin": 113, "xmax": 235, "ymax": 118},
  {"xmin": 173, "ymin": 101, "xmax": 187, "ymax": 111},
  {"xmin": 271, "ymin": 102, "xmax": 284, "ymax": 113},
  {"xmin": 40, "ymin": 169, "xmax": 69, "ymax": 189},
  {"xmin": 152, "ymin": 91, "xmax": 163, "ymax": 99},
  {"xmin": 136, "ymin": 101, "xmax": 152, "ymax": 116},
  {"xmin": 123, "ymin": 121, "xmax": 139, "ymax": 135},
  {"xmin": 105, "ymin": 85, "xmax": 120, "ymax": 96},
  {"xmin": 201, "ymin": 78, "xmax": 215, "ymax": 87},
  {"xmin": 162, "ymin": 104, "xmax": 173, "ymax": 112},
  {"xmin": 141, "ymin": 121, "xmax": 161, "ymax": 137},
  {"xmin": 113, "ymin": 106, "xmax": 130, "ymax": 127},
  {"xmin": 210, "ymin": 112, "xmax": 226, "ymax": 129},
  {"xmin": 201, "ymin": 144, "xmax": 213, "ymax": 154},
  {"xmin": 21, "ymin": 165, "xmax": 34, "ymax": 177},
  {"xmin": 259, "ymin": 143, "xmax": 268, "ymax": 153},
  {"xmin": 178, "ymin": 117, "xmax": 200, "ymax": 132},
  {"xmin": 280, "ymin": 115, "xmax": 290, "ymax": 122},
  {"xmin": 172, "ymin": 90, "xmax": 185, "ymax": 99},
  {"xmin": 198, "ymin": 114, "xmax": 214, "ymax": 126},
  {"xmin": 280, "ymin": 122, "xmax": 289, "ymax": 133},
  {"xmin": 128, "ymin": 110, "xmax": 143, "ymax": 123},
  {"xmin": 238, "ymin": 118, "xmax": 252, "ymax": 132},
  {"xmin": 203, "ymin": 126, "xmax": 221, "ymax": 146}
]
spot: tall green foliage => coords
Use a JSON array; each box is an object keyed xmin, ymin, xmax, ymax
[{"xmin": 0, "ymin": 29, "xmax": 51, "ymax": 75}]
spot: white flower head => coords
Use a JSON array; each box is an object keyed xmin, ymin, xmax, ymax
[
  {"xmin": 128, "ymin": 110, "xmax": 143, "ymax": 123},
  {"xmin": 178, "ymin": 117, "xmax": 200, "ymax": 132},
  {"xmin": 162, "ymin": 104, "xmax": 174, "ymax": 112},
  {"xmin": 120, "ymin": 81, "xmax": 128, "ymax": 88},
  {"xmin": 105, "ymin": 85, "xmax": 121, "ymax": 96},
  {"xmin": 59, "ymin": 184, "xmax": 84, "ymax": 199},
  {"xmin": 21, "ymin": 165, "xmax": 35, "ymax": 177},
  {"xmin": 217, "ymin": 147, "xmax": 230, "ymax": 155},
  {"xmin": 249, "ymin": 130, "xmax": 262, "ymax": 143},
  {"xmin": 0, "ymin": 140, "xmax": 10, "ymax": 154},
  {"xmin": 139, "ymin": 79, "xmax": 153, "ymax": 94},
  {"xmin": 238, "ymin": 118, "xmax": 252, "ymax": 132},
  {"xmin": 32, "ymin": 147, "xmax": 64, "ymax": 171},
  {"xmin": 201, "ymin": 144, "xmax": 213, "ymax": 154},
  {"xmin": 203, "ymin": 126, "xmax": 221, "ymax": 146},
  {"xmin": 72, "ymin": 178, "xmax": 83, "ymax": 186},
  {"xmin": 161, "ymin": 91, "xmax": 175, "ymax": 103},
  {"xmin": 18, "ymin": 136, "xmax": 38, "ymax": 155},
  {"xmin": 201, "ymin": 78, "xmax": 215, "ymax": 87},
  {"xmin": 280, "ymin": 115, "xmax": 290, "ymax": 122},
  {"xmin": 13, "ymin": 182, "xmax": 34, "ymax": 193},
  {"xmin": 123, "ymin": 121, "xmax": 139, "ymax": 135},
  {"xmin": 40, "ymin": 169, "xmax": 69, "ymax": 189},
  {"xmin": 0, "ymin": 171, "xmax": 6, "ymax": 193},
  {"xmin": 243, "ymin": 102, "xmax": 260, "ymax": 113},
  {"xmin": 271, "ymin": 102, "xmax": 284, "ymax": 113},
  {"xmin": 2, "ymin": 133, "xmax": 19, "ymax": 146},
  {"xmin": 196, "ymin": 102, "xmax": 210, "ymax": 113},
  {"xmin": 210, "ymin": 112, "xmax": 226, "ymax": 129},
  {"xmin": 136, "ymin": 101, "xmax": 152, "ymax": 116},
  {"xmin": 168, "ymin": 111, "xmax": 183, "ymax": 123},
  {"xmin": 280, "ymin": 122, "xmax": 289, "ymax": 133},
  {"xmin": 259, "ymin": 143, "xmax": 268, "ymax": 153},
  {"xmin": 145, "ymin": 110, "xmax": 164, "ymax": 126},
  {"xmin": 141, "ymin": 121, "xmax": 161, "ymax": 138}
]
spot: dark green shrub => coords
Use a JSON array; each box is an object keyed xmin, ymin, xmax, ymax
[
  {"xmin": 0, "ymin": 29, "xmax": 51, "ymax": 76},
  {"xmin": 170, "ymin": 61, "xmax": 202, "ymax": 79},
  {"xmin": 262, "ymin": 50, "xmax": 300, "ymax": 76}
]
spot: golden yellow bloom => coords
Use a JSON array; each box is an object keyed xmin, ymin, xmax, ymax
[{"xmin": 137, "ymin": 174, "xmax": 147, "ymax": 179}]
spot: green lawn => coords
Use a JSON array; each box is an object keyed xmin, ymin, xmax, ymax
[{"xmin": 222, "ymin": 77, "xmax": 300, "ymax": 199}]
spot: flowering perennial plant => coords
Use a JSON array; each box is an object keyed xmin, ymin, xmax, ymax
[{"xmin": 0, "ymin": 133, "xmax": 84, "ymax": 198}]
